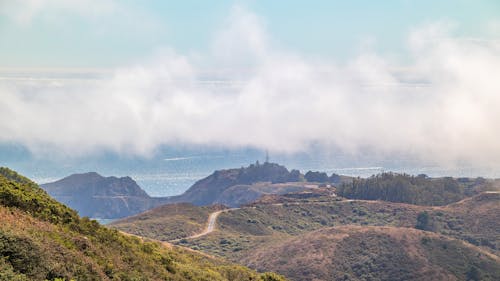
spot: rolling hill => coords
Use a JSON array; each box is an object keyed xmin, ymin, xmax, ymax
[
  {"xmin": 0, "ymin": 167, "xmax": 285, "ymax": 281},
  {"xmin": 112, "ymin": 189, "xmax": 499, "ymax": 280}
]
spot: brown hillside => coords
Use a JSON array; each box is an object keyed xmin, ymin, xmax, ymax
[{"xmin": 241, "ymin": 226, "xmax": 500, "ymax": 281}]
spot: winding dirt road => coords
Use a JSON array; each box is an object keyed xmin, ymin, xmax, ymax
[
  {"xmin": 186, "ymin": 210, "xmax": 224, "ymax": 239},
  {"xmin": 170, "ymin": 208, "xmax": 238, "ymax": 242}
]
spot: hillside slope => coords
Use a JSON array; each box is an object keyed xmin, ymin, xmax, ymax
[
  {"xmin": 115, "ymin": 192, "xmax": 499, "ymax": 257},
  {"xmin": 242, "ymin": 226, "xmax": 500, "ymax": 281},
  {"xmin": 0, "ymin": 167, "xmax": 285, "ymax": 281},
  {"xmin": 41, "ymin": 172, "xmax": 169, "ymax": 219},
  {"xmin": 111, "ymin": 203, "xmax": 227, "ymax": 241},
  {"xmin": 113, "ymin": 175, "xmax": 500, "ymax": 280}
]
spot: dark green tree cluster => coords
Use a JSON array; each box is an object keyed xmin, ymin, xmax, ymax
[
  {"xmin": 304, "ymin": 171, "xmax": 341, "ymax": 184},
  {"xmin": 415, "ymin": 211, "xmax": 434, "ymax": 231},
  {"xmin": 336, "ymin": 172, "xmax": 478, "ymax": 206},
  {"xmin": 237, "ymin": 162, "xmax": 302, "ymax": 184}
]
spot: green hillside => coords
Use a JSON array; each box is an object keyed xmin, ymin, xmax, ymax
[{"xmin": 0, "ymin": 167, "xmax": 285, "ymax": 281}]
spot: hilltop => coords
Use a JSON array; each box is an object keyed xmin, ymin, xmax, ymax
[
  {"xmin": 0, "ymin": 167, "xmax": 285, "ymax": 281},
  {"xmin": 166, "ymin": 162, "xmax": 302, "ymax": 206},
  {"xmin": 41, "ymin": 172, "xmax": 169, "ymax": 219}
]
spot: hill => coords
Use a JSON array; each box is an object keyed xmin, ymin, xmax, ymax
[
  {"xmin": 242, "ymin": 226, "xmax": 500, "ymax": 281},
  {"xmin": 0, "ymin": 167, "xmax": 285, "ymax": 281},
  {"xmin": 114, "ymin": 192, "xmax": 499, "ymax": 256},
  {"xmin": 166, "ymin": 162, "xmax": 313, "ymax": 207},
  {"xmin": 41, "ymin": 172, "xmax": 169, "ymax": 219},
  {"xmin": 112, "ymin": 190, "xmax": 499, "ymax": 280}
]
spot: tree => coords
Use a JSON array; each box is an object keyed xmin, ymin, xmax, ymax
[
  {"xmin": 329, "ymin": 173, "xmax": 341, "ymax": 183},
  {"xmin": 415, "ymin": 211, "xmax": 431, "ymax": 231},
  {"xmin": 304, "ymin": 171, "xmax": 329, "ymax": 183}
]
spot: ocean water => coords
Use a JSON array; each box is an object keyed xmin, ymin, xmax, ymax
[{"xmin": 2, "ymin": 145, "xmax": 499, "ymax": 197}]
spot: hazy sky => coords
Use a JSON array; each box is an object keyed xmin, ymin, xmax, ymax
[
  {"xmin": 1, "ymin": 1, "xmax": 500, "ymax": 168},
  {"xmin": 1, "ymin": 0, "xmax": 499, "ymax": 68}
]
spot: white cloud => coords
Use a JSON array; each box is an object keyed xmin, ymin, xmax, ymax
[{"xmin": 1, "ymin": 8, "xmax": 500, "ymax": 167}]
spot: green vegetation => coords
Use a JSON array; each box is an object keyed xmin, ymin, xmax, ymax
[
  {"xmin": 337, "ymin": 172, "xmax": 490, "ymax": 206},
  {"xmin": 415, "ymin": 211, "xmax": 432, "ymax": 231},
  {"xmin": 0, "ymin": 167, "xmax": 286, "ymax": 281},
  {"xmin": 0, "ymin": 167, "xmax": 79, "ymax": 225}
]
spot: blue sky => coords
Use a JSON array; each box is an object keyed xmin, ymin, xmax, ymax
[{"xmin": 1, "ymin": 0, "xmax": 499, "ymax": 68}]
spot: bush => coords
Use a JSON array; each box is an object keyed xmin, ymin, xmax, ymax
[{"xmin": 416, "ymin": 212, "xmax": 432, "ymax": 231}]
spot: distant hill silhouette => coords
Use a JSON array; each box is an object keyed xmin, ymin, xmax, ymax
[
  {"xmin": 41, "ymin": 172, "xmax": 169, "ymax": 219},
  {"xmin": 165, "ymin": 162, "xmax": 317, "ymax": 207}
]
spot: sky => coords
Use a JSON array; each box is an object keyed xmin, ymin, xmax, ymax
[
  {"xmin": 1, "ymin": 0, "xmax": 500, "ymax": 170},
  {"xmin": 1, "ymin": 0, "xmax": 499, "ymax": 68}
]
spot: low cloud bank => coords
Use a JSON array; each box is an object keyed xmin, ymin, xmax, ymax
[{"xmin": 1, "ymin": 8, "xmax": 500, "ymax": 166}]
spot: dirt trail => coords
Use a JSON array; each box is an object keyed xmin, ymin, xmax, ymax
[{"xmin": 170, "ymin": 208, "xmax": 239, "ymax": 242}]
